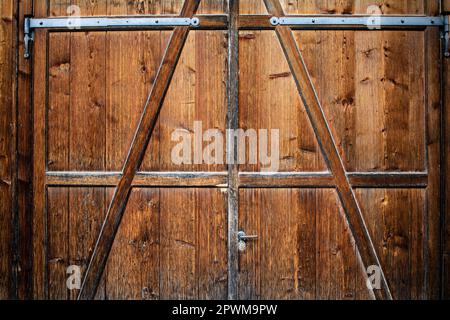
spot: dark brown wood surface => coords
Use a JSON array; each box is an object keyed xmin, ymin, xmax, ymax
[
  {"xmin": 0, "ymin": 0, "xmax": 16, "ymax": 299},
  {"xmin": 0, "ymin": 0, "xmax": 447, "ymax": 300}
]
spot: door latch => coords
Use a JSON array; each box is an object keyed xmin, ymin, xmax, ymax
[
  {"xmin": 444, "ymin": 16, "xmax": 449, "ymax": 58},
  {"xmin": 24, "ymin": 17, "xmax": 34, "ymax": 59},
  {"xmin": 237, "ymin": 231, "xmax": 258, "ymax": 252}
]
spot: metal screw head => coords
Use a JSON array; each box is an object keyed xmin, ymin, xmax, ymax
[
  {"xmin": 270, "ymin": 17, "xmax": 280, "ymax": 26},
  {"xmin": 191, "ymin": 17, "xmax": 200, "ymax": 27}
]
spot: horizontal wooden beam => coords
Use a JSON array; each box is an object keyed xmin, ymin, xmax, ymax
[
  {"xmin": 46, "ymin": 171, "xmax": 228, "ymax": 187},
  {"xmin": 46, "ymin": 171, "xmax": 428, "ymax": 188},
  {"xmin": 239, "ymin": 172, "xmax": 335, "ymax": 187},
  {"xmin": 348, "ymin": 172, "xmax": 428, "ymax": 188}
]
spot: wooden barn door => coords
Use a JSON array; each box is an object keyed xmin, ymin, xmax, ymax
[
  {"xmin": 31, "ymin": 0, "xmax": 229, "ymax": 300},
  {"xmin": 236, "ymin": 0, "xmax": 441, "ymax": 300},
  {"xmin": 29, "ymin": 0, "xmax": 442, "ymax": 300}
]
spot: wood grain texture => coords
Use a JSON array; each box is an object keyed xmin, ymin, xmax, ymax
[
  {"xmin": 17, "ymin": 0, "xmax": 33, "ymax": 300},
  {"xmin": 0, "ymin": 0, "xmax": 15, "ymax": 299},
  {"xmin": 48, "ymin": 0, "xmax": 225, "ymax": 16},
  {"xmin": 239, "ymin": 30, "xmax": 326, "ymax": 172},
  {"xmin": 14, "ymin": 0, "xmax": 444, "ymax": 301},
  {"xmin": 160, "ymin": 189, "xmax": 227, "ymax": 299},
  {"xmin": 443, "ymin": 0, "xmax": 450, "ymax": 13},
  {"xmin": 444, "ymin": 24, "xmax": 450, "ymax": 300},
  {"xmin": 238, "ymin": 189, "xmax": 361, "ymax": 300},
  {"xmin": 227, "ymin": 0, "xmax": 240, "ymax": 300},
  {"xmin": 424, "ymin": 27, "xmax": 441, "ymax": 300},
  {"xmin": 239, "ymin": 0, "xmax": 437, "ymax": 14},
  {"xmin": 31, "ymin": 0, "xmax": 48, "ymax": 299},
  {"xmin": 357, "ymin": 189, "xmax": 426, "ymax": 299},
  {"xmin": 262, "ymin": 0, "xmax": 391, "ymax": 299},
  {"xmin": 78, "ymin": 0, "xmax": 201, "ymax": 300}
]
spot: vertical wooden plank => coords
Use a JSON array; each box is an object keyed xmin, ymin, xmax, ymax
[
  {"xmin": 425, "ymin": 27, "xmax": 442, "ymax": 299},
  {"xmin": 315, "ymin": 189, "xmax": 358, "ymax": 300},
  {"xmin": 239, "ymin": 30, "xmax": 326, "ymax": 172},
  {"xmin": 410, "ymin": 190, "xmax": 426, "ymax": 299},
  {"xmin": 296, "ymin": 189, "xmax": 317, "ymax": 300},
  {"xmin": 198, "ymin": 0, "xmax": 226, "ymax": 14},
  {"xmin": 383, "ymin": 31, "xmax": 425, "ymax": 172},
  {"xmin": 228, "ymin": 0, "xmax": 240, "ymax": 301},
  {"xmin": 69, "ymin": 30, "xmax": 107, "ymax": 300},
  {"xmin": 160, "ymin": 189, "xmax": 197, "ymax": 299},
  {"xmin": 194, "ymin": 30, "xmax": 227, "ymax": 172},
  {"xmin": 106, "ymin": 31, "xmax": 162, "ymax": 172},
  {"xmin": 197, "ymin": 189, "xmax": 227, "ymax": 299},
  {"xmin": 259, "ymin": 189, "xmax": 296, "ymax": 299},
  {"xmin": 0, "ymin": 0, "xmax": 14, "ymax": 299},
  {"xmin": 444, "ymin": 17, "xmax": 450, "ymax": 300},
  {"xmin": 354, "ymin": 1, "xmax": 425, "ymax": 14},
  {"xmin": 47, "ymin": 188, "xmax": 68, "ymax": 299},
  {"xmin": 444, "ymin": 0, "xmax": 450, "ymax": 13},
  {"xmin": 160, "ymin": 188, "xmax": 227, "ymax": 299},
  {"xmin": 17, "ymin": 0, "xmax": 33, "ymax": 300},
  {"xmin": 357, "ymin": 189, "xmax": 426, "ymax": 300},
  {"xmin": 67, "ymin": 0, "xmax": 108, "ymax": 300},
  {"xmin": 108, "ymin": 0, "xmax": 128, "ymax": 15},
  {"xmin": 106, "ymin": 189, "xmax": 160, "ymax": 300},
  {"xmin": 49, "ymin": 0, "xmax": 70, "ymax": 16},
  {"xmin": 240, "ymin": 0, "xmax": 266, "ymax": 15},
  {"xmin": 297, "ymin": 30, "xmax": 357, "ymax": 171},
  {"xmin": 238, "ymin": 189, "xmax": 261, "ymax": 299},
  {"xmin": 282, "ymin": 0, "xmax": 354, "ymax": 14},
  {"xmin": 258, "ymin": 189, "xmax": 318, "ymax": 299},
  {"xmin": 71, "ymin": 0, "xmax": 107, "ymax": 16},
  {"xmin": 354, "ymin": 31, "xmax": 385, "ymax": 172},
  {"xmin": 31, "ymin": 0, "xmax": 48, "ymax": 299},
  {"xmin": 47, "ymin": 31, "xmax": 70, "ymax": 299}
]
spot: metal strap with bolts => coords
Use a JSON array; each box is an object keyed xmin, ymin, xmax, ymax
[{"xmin": 23, "ymin": 16, "xmax": 200, "ymax": 59}]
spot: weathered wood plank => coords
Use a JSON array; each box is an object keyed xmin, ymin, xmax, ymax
[
  {"xmin": 47, "ymin": 188, "xmax": 68, "ymax": 300},
  {"xmin": 17, "ymin": 0, "xmax": 33, "ymax": 300},
  {"xmin": 197, "ymin": 189, "xmax": 228, "ymax": 299},
  {"xmin": 425, "ymin": 27, "xmax": 441, "ymax": 300},
  {"xmin": 106, "ymin": 188, "xmax": 160, "ymax": 299},
  {"xmin": 0, "ymin": 0, "xmax": 15, "ymax": 299},
  {"xmin": 237, "ymin": 189, "xmax": 261, "ymax": 299},
  {"xmin": 45, "ymin": 171, "xmax": 427, "ymax": 188},
  {"xmin": 444, "ymin": 1, "xmax": 450, "ymax": 13},
  {"xmin": 444, "ymin": 19, "xmax": 450, "ymax": 299},
  {"xmin": 68, "ymin": 30, "xmax": 107, "ymax": 300},
  {"xmin": 31, "ymin": 0, "xmax": 48, "ymax": 299},
  {"xmin": 239, "ymin": 30, "xmax": 326, "ymax": 172},
  {"xmin": 227, "ymin": 0, "xmax": 240, "ymax": 300},
  {"xmin": 160, "ymin": 188, "xmax": 227, "ymax": 299},
  {"xmin": 357, "ymin": 189, "xmax": 426, "ymax": 299},
  {"xmin": 78, "ymin": 0, "xmax": 201, "ymax": 300},
  {"xmin": 47, "ymin": 30, "xmax": 70, "ymax": 299}
]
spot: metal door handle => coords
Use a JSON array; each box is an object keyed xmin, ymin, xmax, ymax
[{"xmin": 238, "ymin": 231, "xmax": 258, "ymax": 241}]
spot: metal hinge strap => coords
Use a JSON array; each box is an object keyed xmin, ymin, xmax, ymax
[
  {"xmin": 24, "ymin": 17, "xmax": 34, "ymax": 59},
  {"xmin": 269, "ymin": 15, "xmax": 445, "ymax": 27},
  {"xmin": 23, "ymin": 16, "xmax": 200, "ymax": 59}
]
